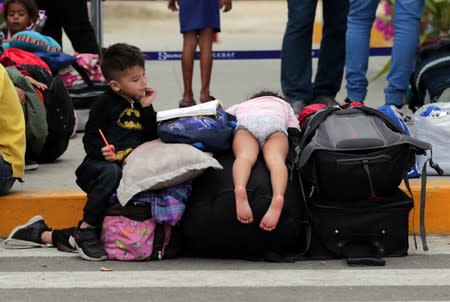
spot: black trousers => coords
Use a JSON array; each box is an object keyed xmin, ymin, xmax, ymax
[
  {"xmin": 35, "ymin": 0, "xmax": 100, "ymax": 54},
  {"xmin": 75, "ymin": 158, "xmax": 122, "ymax": 226}
]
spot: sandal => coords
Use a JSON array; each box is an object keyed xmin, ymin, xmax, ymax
[
  {"xmin": 179, "ymin": 99, "xmax": 197, "ymax": 108},
  {"xmin": 200, "ymin": 96, "xmax": 216, "ymax": 103}
]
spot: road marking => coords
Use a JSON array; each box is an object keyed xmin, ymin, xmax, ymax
[
  {"xmin": 1, "ymin": 236, "xmax": 448, "ymax": 258},
  {"xmin": 0, "ymin": 247, "xmax": 76, "ymax": 258},
  {"xmin": 0, "ymin": 269, "xmax": 450, "ymax": 288}
]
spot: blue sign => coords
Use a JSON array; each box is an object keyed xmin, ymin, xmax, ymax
[{"xmin": 144, "ymin": 48, "xmax": 392, "ymax": 61}]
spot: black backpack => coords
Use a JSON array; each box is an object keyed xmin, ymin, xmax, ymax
[
  {"xmin": 294, "ymin": 105, "xmax": 442, "ymax": 261},
  {"xmin": 411, "ymin": 40, "xmax": 450, "ymax": 109},
  {"xmin": 296, "ymin": 105, "xmax": 433, "ymax": 201},
  {"xmin": 21, "ymin": 64, "xmax": 76, "ymax": 163}
]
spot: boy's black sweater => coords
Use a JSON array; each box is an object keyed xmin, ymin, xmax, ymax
[{"xmin": 82, "ymin": 88, "xmax": 158, "ymax": 162}]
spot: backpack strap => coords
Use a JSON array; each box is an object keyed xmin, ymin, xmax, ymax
[
  {"xmin": 402, "ymin": 172, "xmax": 427, "ymax": 251},
  {"xmin": 404, "ymin": 149, "xmax": 443, "ymax": 252},
  {"xmin": 262, "ymin": 220, "xmax": 312, "ymax": 263},
  {"xmin": 151, "ymin": 223, "xmax": 167, "ymax": 261},
  {"xmin": 71, "ymin": 61, "xmax": 95, "ymax": 88}
]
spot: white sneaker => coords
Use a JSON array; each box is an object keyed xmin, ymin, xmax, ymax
[{"xmin": 25, "ymin": 160, "xmax": 39, "ymax": 171}]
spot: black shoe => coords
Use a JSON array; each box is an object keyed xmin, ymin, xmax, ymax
[
  {"xmin": 3, "ymin": 215, "xmax": 50, "ymax": 248},
  {"xmin": 73, "ymin": 224, "xmax": 107, "ymax": 261},
  {"xmin": 290, "ymin": 100, "xmax": 309, "ymax": 115},
  {"xmin": 312, "ymin": 96, "xmax": 340, "ymax": 107},
  {"xmin": 52, "ymin": 227, "xmax": 76, "ymax": 253}
]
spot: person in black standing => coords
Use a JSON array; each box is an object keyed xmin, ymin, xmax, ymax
[
  {"xmin": 280, "ymin": 0, "xmax": 349, "ymax": 114},
  {"xmin": 35, "ymin": 0, "xmax": 100, "ymax": 54}
]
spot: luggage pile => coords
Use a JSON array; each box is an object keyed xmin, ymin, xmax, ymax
[{"xmin": 294, "ymin": 104, "xmax": 440, "ymax": 265}]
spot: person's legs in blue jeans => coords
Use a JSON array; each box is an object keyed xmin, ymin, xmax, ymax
[
  {"xmin": 281, "ymin": 0, "xmax": 317, "ymax": 102},
  {"xmin": 385, "ymin": 0, "xmax": 424, "ymax": 106},
  {"xmin": 0, "ymin": 155, "xmax": 15, "ymax": 195},
  {"xmin": 345, "ymin": 0, "xmax": 379, "ymax": 102},
  {"xmin": 313, "ymin": 0, "xmax": 349, "ymax": 100}
]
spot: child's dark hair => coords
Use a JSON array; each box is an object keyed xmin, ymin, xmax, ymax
[
  {"xmin": 250, "ymin": 90, "xmax": 287, "ymax": 101},
  {"xmin": 100, "ymin": 43, "xmax": 146, "ymax": 82},
  {"xmin": 3, "ymin": 0, "xmax": 39, "ymax": 22}
]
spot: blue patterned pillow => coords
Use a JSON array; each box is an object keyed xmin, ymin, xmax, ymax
[{"xmin": 9, "ymin": 30, "xmax": 61, "ymax": 56}]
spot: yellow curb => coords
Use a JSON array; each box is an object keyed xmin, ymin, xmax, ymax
[
  {"xmin": 0, "ymin": 190, "xmax": 85, "ymax": 238},
  {"xmin": 403, "ymin": 178, "xmax": 450, "ymax": 235},
  {"xmin": 0, "ymin": 179, "xmax": 448, "ymax": 238}
]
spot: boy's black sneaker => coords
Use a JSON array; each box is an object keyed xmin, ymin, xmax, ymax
[
  {"xmin": 73, "ymin": 224, "xmax": 107, "ymax": 261},
  {"xmin": 3, "ymin": 215, "xmax": 51, "ymax": 248},
  {"xmin": 52, "ymin": 227, "xmax": 76, "ymax": 253}
]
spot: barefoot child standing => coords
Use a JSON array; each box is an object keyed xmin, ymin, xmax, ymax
[
  {"xmin": 168, "ymin": 0, "xmax": 232, "ymax": 107},
  {"xmin": 226, "ymin": 92, "xmax": 300, "ymax": 231}
]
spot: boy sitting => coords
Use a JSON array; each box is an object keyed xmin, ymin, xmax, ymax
[{"xmin": 73, "ymin": 43, "xmax": 157, "ymax": 261}]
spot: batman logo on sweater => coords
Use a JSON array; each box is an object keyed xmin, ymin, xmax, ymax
[{"xmin": 117, "ymin": 108, "xmax": 143, "ymax": 129}]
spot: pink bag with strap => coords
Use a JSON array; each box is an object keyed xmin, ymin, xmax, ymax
[{"xmin": 101, "ymin": 215, "xmax": 171, "ymax": 261}]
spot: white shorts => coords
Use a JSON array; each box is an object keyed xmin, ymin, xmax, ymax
[{"xmin": 235, "ymin": 115, "xmax": 287, "ymax": 146}]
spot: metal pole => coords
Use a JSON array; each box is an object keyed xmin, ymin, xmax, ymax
[{"xmin": 90, "ymin": 0, "xmax": 103, "ymax": 49}]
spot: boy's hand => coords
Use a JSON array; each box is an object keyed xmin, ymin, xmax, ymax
[
  {"xmin": 139, "ymin": 87, "xmax": 156, "ymax": 107},
  {"xmin": 101, "ymin": 144, "xmax": 116, "ymax": 162},
  {"xmin": 220, "ymin": 0, "xmax": 232, "ymax": 12},
  {"xmin": 168, "ymin": 0, "xmax": 178, "ymax": 12}
]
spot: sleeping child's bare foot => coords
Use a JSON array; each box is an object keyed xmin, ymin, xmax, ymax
[
  {"xmin": 235, "ymin": 186, "xmax": 253, "ymax": 224},
  {"xmin": 260, "ymin": 194, "xmax": 284, "ymax": 231}
]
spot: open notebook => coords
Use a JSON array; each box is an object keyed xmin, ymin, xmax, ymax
[{"xmin": 156, "ymin": 100, "xmax": 222, "ymax": 122}]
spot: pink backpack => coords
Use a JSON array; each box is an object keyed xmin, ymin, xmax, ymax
[
  {"xmin": 58, "ymin": 53, "xmax": 105, "ymax": 90},
  {"xmin": 101, "ymin": 216, "xmax": 172, "ymax": 261}
]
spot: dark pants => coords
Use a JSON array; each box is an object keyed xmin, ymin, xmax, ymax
[
  {"xmin": 0, "ymin": 155, "xmax": 15, "ymax": 195},
  {"xmin": 75, "ymin": 158, "xmax": 122, "ymax": 226},
  {"xmin": 281, "ymin": 0, "xmax": 349, "ymax": 102},
  {"xmin": 35, "ymin": 0, "xmax": 100, "ymax": 54}
]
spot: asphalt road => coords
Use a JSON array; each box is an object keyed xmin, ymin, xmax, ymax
[{"xmin": 1, "ymin": 236, "xmax": 449, "ymax": 301}]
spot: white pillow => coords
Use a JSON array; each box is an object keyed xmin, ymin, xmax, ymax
[{"xmin": 116, "ymin": 139, "xmax": 222, "ymax": 205}]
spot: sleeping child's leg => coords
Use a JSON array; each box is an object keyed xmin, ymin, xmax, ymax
[
  {"xmin": 260, "ymin": 132, "xmax": 289, "ymax": 231},
  {"xmin": 232, "ymin": 129, "xmax": 259, "ymax": 224}
]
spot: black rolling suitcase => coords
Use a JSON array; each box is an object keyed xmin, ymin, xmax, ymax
[
  {"xmin": 305, "ymin": 188, "xmax": 413, "ymax": 266},
  {"xmin": 294, "ymin": 105, "xmax": 441, "ymax": 265}
]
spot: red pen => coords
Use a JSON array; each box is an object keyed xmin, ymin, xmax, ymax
[{"xmin": 98, "ymin": 129, "xmax": 115, "ymax": 158}]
